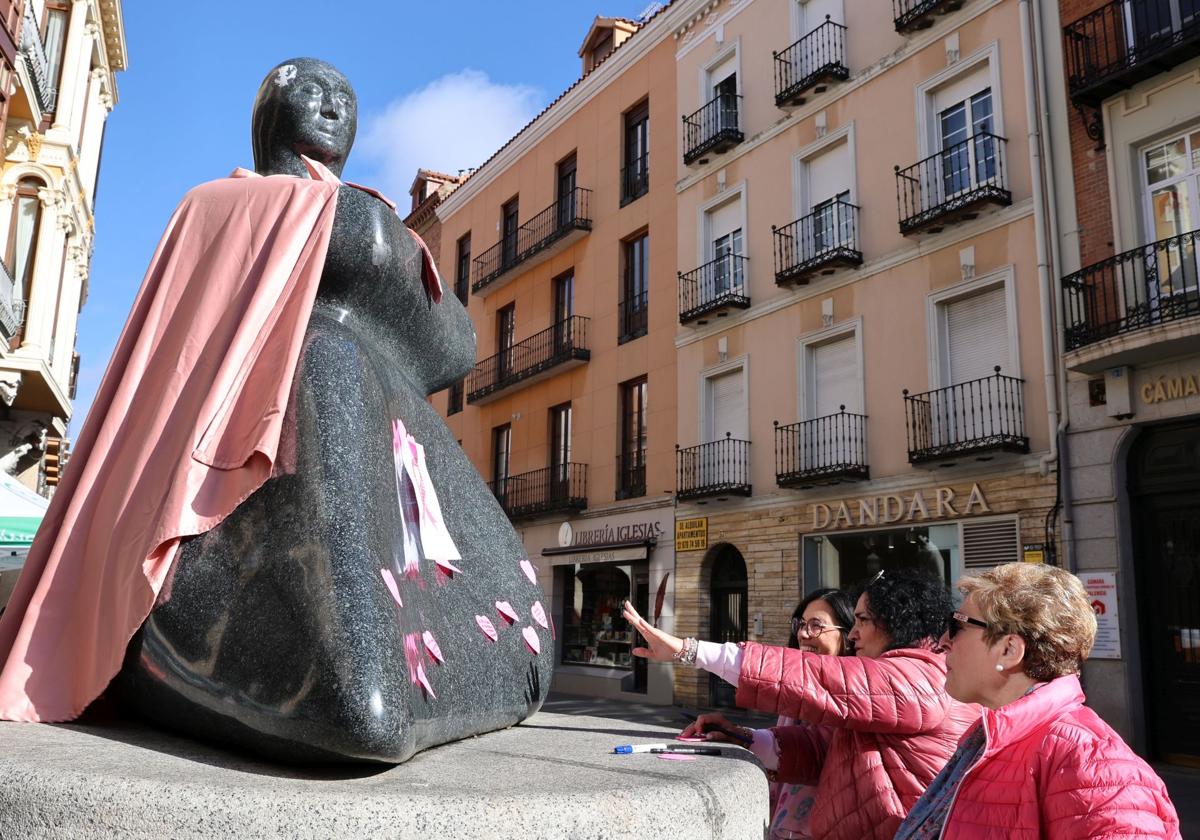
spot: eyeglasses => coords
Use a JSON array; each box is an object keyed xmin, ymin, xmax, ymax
[
  {"xmin": 792, "ymin": 617, "xmax": 847, "ymax": 637},
  {"xmin": 946, "ymin": 611, "xmax": 990, "ymax": 639}
]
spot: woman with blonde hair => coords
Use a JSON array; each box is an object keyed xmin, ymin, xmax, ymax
[{"xmin": 896, "ymin": 562, "xmax": 1180, "ymax": 839}]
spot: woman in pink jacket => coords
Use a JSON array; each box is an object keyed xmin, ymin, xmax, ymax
[
  {"xmin": 895, "ymin": 562, "xmax": 1180, "ymax": 839},
  {"xmin": 625, "ymin": 569, "xmax": 978, "ymax": 840}
]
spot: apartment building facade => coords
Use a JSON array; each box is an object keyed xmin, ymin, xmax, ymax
[
  {"xmin": 0, "ymin": 0, "xmax": 124, "ymax": 495},
  {"xmin": 434, "ymin": 12, "xmax": 682, "ymax": 703},
  {"xmin": 666, "ymin": 0, "xmax": 1066, "ymax": 709},
  {"xmin": 1056, "ymin": 0, "xmax": 1200, "ymax": 767}
]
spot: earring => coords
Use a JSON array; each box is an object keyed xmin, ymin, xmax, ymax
[{"xmin": 995, "ymin": 663, "xmax": 1004, "ymax": 672}]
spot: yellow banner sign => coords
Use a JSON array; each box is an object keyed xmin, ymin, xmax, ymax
[{"xmin": 675, "ymin": 517, "xmax": 708, "ymax": 552}]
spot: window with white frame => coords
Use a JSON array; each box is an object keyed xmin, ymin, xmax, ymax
[
  {"xmin": 792, "ymin": 0, "xmax": 845, "ymax": 39},
  {"xmin": 1139, "ymin": 128, "xmax": 1200, "ymax": 304},
  {"xmin": 798, "ymin": 324, "xmax": 863, "ymax": 471},
  {"xmin": 800, "ymin": 137, "xmax": 854, "ymax": 258},
  {"xmin": 705, "ymin": 196, "xmax": 745, "ymax": 298},
  {"xmin": 704, "ymin": 364, "xmax": 748, "ymax": 443}
]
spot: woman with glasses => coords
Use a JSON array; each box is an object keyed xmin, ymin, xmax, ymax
[
  {"xmin": 895, "ymin": 562, "xmax": 1179, "ymax": 839},
  {"xmin": 624, "ymin": 568, "xmax": 977, "ymax": 840}
]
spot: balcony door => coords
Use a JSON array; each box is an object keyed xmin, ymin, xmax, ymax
[
  {"xmin": 557, "ymin": 154, "xmax": 577, "ymax": 229},
  {"xmin": 550, "ymin": 403, "xmax": 572, "ymax": 498},
  {"xmin": 492, "ymin": 424, "xmax": 512, "ymax": 504},
  {"xmin": 703, "ymin": 368, "xmax": 747, "ymax": 487},
  {"xmin": 553, "ymin": 272, "xmax": 574, "ymax": 354},
  {"xmin": 496, "ymin": 304, "xmax": 515, "ymax": 381},
  {"xmin": 713, "ymin": 73, "xmax": 738, "ymax": 134},
  {"xmin": 807, "ymin": 335, "xmax": 860, "ymax": 468},
  {"xmin": 622, "ymin": 233, "xmax": 649, "ymax": 340},
  {"xmin": 623, "ymin": 101, "xmax": 649, "ymax": 201},
  {"xmin": 940, "ymin": 285, "xmax": 1010, "ymax": 446},
  {"xmin": 938, "ymin": 86, "xmax": 995, "ymax": 200},
  {"xmin": 619, "ymin": 378, "xmax": 647, "ymax": 499},
  {"xmin": 1127, "ymin": 0, "xmax": 1200, "ymax": 47},
  {"xmin": 1140, "ymin": 130, "xmax": 1200, "ymax": 320},
  {"xmin": 501, "ymin": 198, "xmax": 520, "ymax": 268}
]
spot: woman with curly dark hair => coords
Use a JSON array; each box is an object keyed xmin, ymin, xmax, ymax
[{"xmin": 624, "ymin": 569, "xmax": 978, "ymax": 840}]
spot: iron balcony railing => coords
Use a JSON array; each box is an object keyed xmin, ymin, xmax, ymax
[
  {"xmin": 896, "ymin": 132, "xmax": 1011, "ymax": 235},
  {"xmin": 774, "ymin": 18, "xmax": 849, "ymax": 107},
  {"xmin": 903, "ymin": 367, "xmax": 1028, "ymax": 464},
  {"xmin": 466, "ymin": 316, "xmax": 590, "ymax": 403},
  {"xmin": 677, "ymin": 434, "xmax": 752, "ymax": 501},
  {"xmin": 621, "ymin": 152, "xmax": 649, "ymax": 205},
  {"xmin": 893, "ymin": 0, "xmax": 965, "ymax": 33},
  {"xmin": 1064, "ymin": 0, "xmax": 1200, "ymax": 105},
  {"xmin": 774, "ymin": 409, "xmax": 869, "ymax": 488},
  {"xmin": 773, "ymin": 199, "xmax": 863, "ymax": 285},
  {"xmin": 678, "ymin": 253, "xmax": 751, "ymax": 325},
  {"xmin": 0, "ymin": 258, "xmax": 19, "ymax": 339},
  {"xmin": 618, "ymin": 289, "xmax": 649, "ymax": 344},
  {"xmin": 491, "ymin": 463, "xmax": 588, "ymax": 521},
  {"xmin": 683, "ymin": 94, "xmax": 744, "ymax": 165},
  {"xmin": 19, "ymin": 1, "xmax": 55, "ymax": 115},
  {"xmin": 471, "ymin": 188, "xmax": 592, "ymax": 293},
  {"xmin": 616, "ymin": 447, "xmax": 647, "ymax": 500},
  {"xmin": 1062, "ymin": 227, "xmax": 1200, "ymax": 351}
]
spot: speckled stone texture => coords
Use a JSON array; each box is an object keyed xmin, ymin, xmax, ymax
[
  {"xmin": 0, "ymin": 710, "xmax": 769, "ymax": 839},
  {"xmin": 112, "ymin": 59, "xmax": 551, "ymax": 763}
]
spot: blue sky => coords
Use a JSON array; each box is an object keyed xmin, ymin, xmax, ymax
[{"xmin": 75, "ymin": 1, "xmax": 656, "ymax": 433}]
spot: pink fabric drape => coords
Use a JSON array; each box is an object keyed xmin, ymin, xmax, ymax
[{"xmin": 0, "ymin": 158, "xmax": 428, "ymax": 723}]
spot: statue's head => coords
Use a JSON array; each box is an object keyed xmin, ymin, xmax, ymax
[{"xmin": 251, "ymin": 58, "xmax": 357, "ymax": 178}]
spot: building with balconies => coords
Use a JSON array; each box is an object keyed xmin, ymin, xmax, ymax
[
  {"xmin": 0, "ymin": 0, "xmax": 124, "ymax": 497},
  {"xmin": 1052, "ymin": 0, "xmax": 1200, "ymax": 772},
  {"xmin": 431, "ymin": 7, "xmax": 680, "ymax": 705},
  {"xmin": 668, "ymin": 0, "xmax": 1061, "ymax": 710}
]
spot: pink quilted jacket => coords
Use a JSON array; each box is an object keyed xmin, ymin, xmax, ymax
[
  {"xmin": 737, "ymin": 642, "xmax": 979, "ymax": 840},
  {"xmin": 938, "ymin": 674, "xmax": 1180, "ymax": 839}
]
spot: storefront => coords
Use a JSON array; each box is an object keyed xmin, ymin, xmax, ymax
[{"xmin": 518, "ymin": 503, "xmax": 676, "ymax": 704}]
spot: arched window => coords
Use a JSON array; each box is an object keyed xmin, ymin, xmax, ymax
[
  {"xmin": 7, "ymin": 177, "xmax": 44, "ymax": 314},
  {"xmin": 707, "ymin": 543, "xmax": 748, "ymax": 708}
]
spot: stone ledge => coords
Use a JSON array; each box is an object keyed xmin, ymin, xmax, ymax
[{"xmin": 0, "ymin": 709, "xmax": 768, "ymax": 839}]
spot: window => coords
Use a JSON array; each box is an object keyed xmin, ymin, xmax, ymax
[
  {"xmin": 497, "ymin": 303, "xmax": 515, "ymax": 378},
  {"xmin": 501, "ymin": 198, "xmax": 519, "ymax": 267},
  {"xmin": 553, "ymin": 271, "xmax": 574, "ymax": 352},
  {"xmin": 622, "ymin": 101, "xmax": 649, "ymax": 204},
  {"xmin": 447, "ymin": 379, "xmax": 464, "ymax": 415},
  {"xmin": 559, "ymin": 560, "xmax": 645, "ymax": 670},
  {"xmin": 550, "ymin": 403, "xmax": 572, "ymax": 481},
  {"xmin": 590, "ymin": 32, "xmax": 615, "ymax": 69},
  {"xmin": 454, "ymin": 233, "xmax": 471, "ymax": 303},
  {"xmin": 618, "ymin": 377, "xmax": 647, "ymax": 499},
  {"xmin": 711, "ymin": 228, "xmax": 744, "ymax": 294},
  {"xmin": 939, "ymin": 87, "xmax": 995, "ymax": 196},
  {"xmin": 714, "ymin": 73, "xmax": 738, "ymax": 133},
  {"xmin": 557, "ymin": 153, "xmax": 577, "ymax": 229},
  {"xmin": 704, "ymin": 366, "xmax": 747, "ymax": 442},
  {"xmin": 803, "ymin": 524, "xmax": 960, "ymax": 591},
  {"xmin": 6, "ymin": 177, "xmax": 43, "ymax": 330},
  {"xmin": 620, "ymin": 232, "xmax": 649, "ymax": 343},
  {"xmin": 1141, "ymin": 129, "xmax": 1200, "ymax": 301},
  {"xmin": 42, "ymin": 4, "xmax": 68, "ymax": 95},
  {"xmin": 492, "ymin": 423, "xmax": 512, "ymax": 496},
  {"xmin": 1130, "ymin": 0, "xmax": 1200, "ymax": 44}
]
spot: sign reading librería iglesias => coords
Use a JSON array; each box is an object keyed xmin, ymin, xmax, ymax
[{"xmin": 810, "ymin": 483, "xmax": 991, "ymax": 530}]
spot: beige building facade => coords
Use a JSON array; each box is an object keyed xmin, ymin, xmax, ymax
[
  {"xmin": 0, "ymin": 0, "xmax": 124, "ymax": 494},
  {"xmin": 667, "ymin": 0, "xmax": 1064, "ymax": 709}
]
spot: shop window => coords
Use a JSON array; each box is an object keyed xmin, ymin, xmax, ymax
[
  {"xmin": 802, "ymin": 524, "xmax": 961, "ymax": 591},
  {"xmin": 559, "ymin": 561, "xmax": 646, "ymax": 670}
]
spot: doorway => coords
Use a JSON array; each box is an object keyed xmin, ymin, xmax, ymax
[
  {"xmin": 707, "ymin": 543, "xmax": 748, "ymax": 708},
  {"xmin": 1131, "ymin": 420, "xmax": 1200, "ymax": 767}
]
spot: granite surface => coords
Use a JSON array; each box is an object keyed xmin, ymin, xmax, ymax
[
  {"xmin": 0, "ymin": 709, "xmax": 769, "ymax": 839},
  {"xmin": 114, "ymin": 58, "xmax": 549, "ymax": 763}
]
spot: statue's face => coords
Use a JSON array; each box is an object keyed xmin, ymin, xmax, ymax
[{"xmin": 264, "ymin": 61, "xmax": 357, "ymax": 167}]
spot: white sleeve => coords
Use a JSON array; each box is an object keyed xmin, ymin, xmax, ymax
[
  {"xmin": 749, "ymin": 728, "xmax": 780, "ymax": 770},
  {"xmin": 694, "ymin": 641, "xmax": 743, "ymax": 686}
]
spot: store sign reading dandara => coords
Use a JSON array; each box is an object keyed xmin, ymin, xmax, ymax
[{"xmin": 810, "ymin": 483, "xmax": 991, "ymax": 530}]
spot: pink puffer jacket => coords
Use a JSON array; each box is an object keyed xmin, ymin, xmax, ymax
[
  {"xmin": 938, "ymin": 674, "xmax": 1180, "ymax": 839},
  {"xmin": 737, "ymin": 642, "xmax": 979, "ymax": 840}
]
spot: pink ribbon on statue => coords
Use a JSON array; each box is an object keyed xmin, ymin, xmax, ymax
[{"xmin": 391, "ymin": 417, "xmax": 461, "ymax": 573}]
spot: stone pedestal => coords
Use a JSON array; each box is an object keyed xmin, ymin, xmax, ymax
[{"xmin": 0, "ymin": 709, "xmax": 768, "ymax": 839}]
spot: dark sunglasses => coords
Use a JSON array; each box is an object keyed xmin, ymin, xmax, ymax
[{"xmin": 946, "ymin": 611, "xmax": 990, "ymax": 639}]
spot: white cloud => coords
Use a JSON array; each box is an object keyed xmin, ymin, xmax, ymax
[{"xmin": 358, "ymin": 70, "xmax": 543, "ymax": 200}]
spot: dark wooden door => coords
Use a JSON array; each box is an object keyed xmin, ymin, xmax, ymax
[{"xmin": 709, "ymin": 544, "xmax": 748, "ymax": 708}]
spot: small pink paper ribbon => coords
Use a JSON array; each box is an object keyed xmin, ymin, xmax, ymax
[
  {"xmin": 531, "ymin": 601, "xmax": 548, "ymax": 630},
  {"xmin": 519, "ymin": 559, "xmax": 537, "ymax": 585},
  {"xmin": 476, "ymin": 614, "xmax": 498, "ymax": 641},
  {"xmin": 422, "ymin": 630, "xmax": 444, "ymax": 664},
  {"xmin": 380, "ymin": 568, "xmax": 403, "ymax": 607},
  {"xmin": 495, "ymin": 601, "xmax": 519, "ymax": 625},
  {"xmin": 522, "ymin": 626, "xmax": 541, "ymax": 655}
]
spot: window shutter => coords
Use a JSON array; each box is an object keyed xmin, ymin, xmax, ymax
[
  {"xmin": 806, "ymin": 140, "xmax": 850, "ymax": 208},
  {"xmin": 946, "ymin": 286, "xmax": 1008, "ymax": 385},
  {"xmin": 811, "ymin": 336, "xmax": 859, "ymax": 417},
  {"xmin": 709, "ymin": 369, "xmax": 746, "ymax": 440},
  {"xmin": 961, "ymin": 518, "xmax": 1020, "ymax": 569}
]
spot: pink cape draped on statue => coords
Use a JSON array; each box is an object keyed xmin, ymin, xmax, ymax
[{"xmin": 0, "ymin": 156, "xmax": 439, "ymax": 722}]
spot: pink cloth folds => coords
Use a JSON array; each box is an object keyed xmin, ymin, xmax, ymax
[{"xmin": 0, "ymin": 157, "xmax": 417, "ymax": 723}]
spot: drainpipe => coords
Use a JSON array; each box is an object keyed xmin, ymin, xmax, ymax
[{"xmin": 1019, "ymin": 0, "xmax": 1076, "ymax": 571}]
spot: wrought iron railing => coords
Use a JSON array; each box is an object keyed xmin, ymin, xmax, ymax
[
  {"xmin": 466, "ymin": 316, "xmax": 590, "ymax": 403},
  {"xmin": 471, "ymin": 188, "xmax": 592, "ymax": 293},
  {"xmin": 773, "ymin": 199, "xmax": 862, "ymax": 285},
  {"xmin": 491, "ymin": 463, "xmax": 588, "ymax": 520},
  {"xmin": 775, "ymin": 409, "xmax": 869, "ymax": 487},
  {"xmin": 903, "ymin": 367, "xmax": 1028, "ymax": 464},
  {"xmin": 774, "ymin": 18, "xmax": 849, "ymax": 106},
  {"xmin": 621, "ymin": 152, "xmax": 649, "ymax": 205},
  {"xmin": 1062, "ymin": 227, "xmax": 1200, "ymax": 351},
  {"xmin": 678, "ymin": 254, "xmax": 751, "ymax": 324},
  {"xmin": 895, "ymin": 132, "xmax": 1010, "ymax": 235},
  {"xmin": 618, "ymin": 289, "xmax": 649, "ymax": 344},
  {"xmin": 683, "ymin": 94, "xmax": 744, "ymax": 165},
  {"xmin": 1064, "ymin": 0, "xmax": 1200, "ymax": 104},
  {"xmin": 19, "ymin": 1, "xmax": 56, "ymax": 115},
  {"xmin": 893, "ymin": 0, "xmax": 965, "ymax": 33},
  {"xmin": 677, "ymin": 434, "xmax": 752, "ymax": 501},
  {"xmin": 617, "ymin": 447, "xmax": 646, "ymax": 500},
  {"xmin": 0, "ymin": 258, "xmax": 19, "ymax": 339}
]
